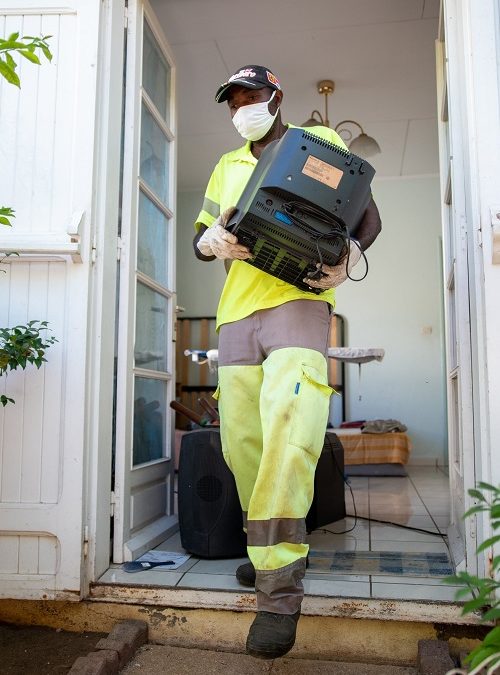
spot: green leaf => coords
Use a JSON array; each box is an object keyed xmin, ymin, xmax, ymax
[
  {"xmin": 18, "ymin": 49, "xmax": 40, "ymax": 65},
  {"xmin": 481, "ymin": 626, "xmax": 500, "ymax": 647},
  {"xmin": 0, "ymin": 59, "xmax": 20, "ymax": 87},
  {"xmin": 462, "ymin": 597, "xmax": 489, "ymax": 613},
  {"xmin": 482, "ymin": 607, "xmax": 500, "ymax": 622},
  {"xmin": 7, "ymin": 32, "xmax": 20, "ymax": 42},
  {"xmin": 477, "ymin": 481, "xmax": 499, "ymax": 493},
  {"xmin": 469, "ymin": 489, "xmax": 488, "ymax": 502},
  {"xmin": 469, "ymin": 645, "xmax": 500, "ymax": 670},
  {"xmin": 477, "ymin": 535, "xmax": 500, "ymax": 554},
  {"xmin": 463, "ymin": 505, "xmax": 487, "ymax": 519},
  {"xmin": 41, "ymin": 44, "xmax": 53, "ymax": 62}
]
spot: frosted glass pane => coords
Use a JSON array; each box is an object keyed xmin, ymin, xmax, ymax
[
  {"xmin": 140, "ymin": 103, "xmax": 169, "ymax": 205},
  {"xmin": 135, "ymin": 282, "xmax": 168, "ymax": 372},
  {"xmin": 138, "ymin": 192, "xmax": 168, "ymax": 286},
  {"xmin": 142, "ymin": 20, "xmax": 170, "ymax": 124},
  {"xmin": 133, "ymin": 377, "xmax": 166, "ymax": 465}
]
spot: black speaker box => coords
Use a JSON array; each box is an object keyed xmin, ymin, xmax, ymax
[
  {"xmin": 178, "ymin": 429, "xmax": 247, "ymax": 558},
  {"xmin": 306, "ymin": 431, "xmax": 346, "ymax": 533},
  {"xmin": 178, "ymin": 429, "xmax": 346, "ymax": 558}
]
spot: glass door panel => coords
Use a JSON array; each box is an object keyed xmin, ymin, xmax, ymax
[
  {"xmin": 134, "ymin": 282, "xmax": 169, "ymax": 372},
  {"xmin": 133, "ymin": 376, "xmax": 167, "ymax": 466},
  {"xmin": 140, "ymin": 102, "xmax": 170, "ymax": 204},
  {"xmin": 142, "ymin": 19, "xmax": 170, "ymax": 124},
  {"xmin": 138, "ymin": 191, "xmax": 169, "ymax": 286}
]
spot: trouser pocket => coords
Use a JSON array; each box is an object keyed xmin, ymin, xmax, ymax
[{"xmin": 289, "ymin": 363, "xmax": 333, "ymax": 456}]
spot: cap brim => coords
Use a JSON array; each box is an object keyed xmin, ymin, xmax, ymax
[{"xmin": 215, "ymin": 78, "xmax": 266, "ymax": 103}]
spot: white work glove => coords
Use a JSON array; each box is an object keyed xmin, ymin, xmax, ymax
[
  {"xmin": 196, "ymin": 207, "xmax": 252, "ymax": 260},
  {"xmin": 303, "ymin": 240, "xmax": 363, "ymax": 290}
]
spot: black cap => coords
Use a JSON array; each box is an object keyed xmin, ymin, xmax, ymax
[{"xmin": 215, "ymin": 65, "xmax": 281, "ymax": 103}]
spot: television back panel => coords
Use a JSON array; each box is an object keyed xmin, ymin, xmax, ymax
[{"xmin": 226, "ymin": 128, "xmax": 375, "ymax": 292}]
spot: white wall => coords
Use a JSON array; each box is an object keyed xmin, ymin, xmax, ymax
[
  {"xmin": 337, "ymin": 175, "xmax": 446, "ymax": 463},
  {"xmin": 176, "ymin": 175, "xmax": 447, "ymax": 464},
  {"xmin": 176, "ymin": 190, "xmax": 227, "ymax": 316}
]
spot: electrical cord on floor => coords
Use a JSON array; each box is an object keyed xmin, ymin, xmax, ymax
[{"xmin": 316, "ymin": 434, "xmax": 448, "ymax": 544}]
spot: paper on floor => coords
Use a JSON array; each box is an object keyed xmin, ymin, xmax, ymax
[{"xmin": 136, "ymin": 550, "xmax": 191, "ymax": 570}]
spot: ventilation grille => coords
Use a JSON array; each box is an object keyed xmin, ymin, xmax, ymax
[
  {"xmin": 236, "ymin": 224, "xmax": 343, "ymax": 292},
  {"xmin": 255, "ymin": 200, "xmax": 272, "ymax": 214},
  {"xmin": 301, "ymin": 130, "xmax": 350, "ymax": 158}
]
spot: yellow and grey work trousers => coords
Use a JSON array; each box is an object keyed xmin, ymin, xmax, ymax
[{"xmin": 216, "ymin": 300, "xmax": 333, "ymax": 615}]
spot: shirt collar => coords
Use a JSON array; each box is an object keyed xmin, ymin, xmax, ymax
[{"xmin": 230, "ymin": 124, "xmax": 297, "ymax": 165}]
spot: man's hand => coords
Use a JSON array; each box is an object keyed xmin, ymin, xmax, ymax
[
  {"xmin": 196, "ymin": 207, "xmax": 252, "ymax": 260},
  {"xmin": 303, "ymin": 240, "xmax": 362, "ymax": 290}
]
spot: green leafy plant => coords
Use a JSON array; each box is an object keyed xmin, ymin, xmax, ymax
[
  {"xmin": 0, "ymin": 207, "xmax": 15, "ymax": 227},
  {"xmin": 443, "ymin": 483, "xmax": 500, "ymax": 672},
  {"xmin": 1, "ymin": 35, "xmax": 55, "ymax": 406},
  {"xmin": 0, "ymin": 33, "xmax": 52, "ymax": 87},
  {"xmin": 0, "ymin": 322, "xmax": 57, "ymax": 406}
]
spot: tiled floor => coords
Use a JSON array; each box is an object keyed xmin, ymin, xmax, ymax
[{"xmin": 99, "ymin": 465, "xmax": 463, "ymax": 602}]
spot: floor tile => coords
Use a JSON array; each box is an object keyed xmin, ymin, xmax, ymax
[
  {"xmin": 370, "ymin": 524, "xmax": 446, "ymax": 543},
  {"xmin": 305, "ymin": 572, "xmax": 370, "ymax": 582},
  {"xmin": 370, "ymin": 575, "xmax": 461, "ymax": 586},
  {"xmin": 371, "ymin": 581, "xmax": 461, "ymax": 602},
  {"xmin": 177, "ymin": 572, "xmax": 252, "ymax": 591},
  {"xmin": 370, "ymin": 540, "xmax": 451, "ymax": 554},
  {"xmin": 189, "ymin": 557, "xmax": 249, "ymax": 575},
  {"xmin": 309, "ymin": 517, "xmax": 370, "ymax": 537},
  {"xmin": 304, "ymin": 578, "xmax": 371, "ymax": 598},
  {"xmin": 98, "ymin": 566, "xmax": 184, "ymax": 586},
  {"xmin": 307, "ymin": 534, "xmax": 370, "ymax": 551}
]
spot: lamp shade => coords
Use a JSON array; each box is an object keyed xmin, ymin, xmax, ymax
[{"xmin": 348, "ymin": 133, "xmax": 381, "ymax": 159}]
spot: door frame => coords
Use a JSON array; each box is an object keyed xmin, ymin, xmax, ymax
[{"xmin": 112, "ymin": 0, "xmax": 178, "ymax": 563}]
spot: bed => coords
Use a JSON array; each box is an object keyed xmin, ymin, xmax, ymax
[{"xmin": 330, "ymin": 427, "xmax": 412, "ymax": 467}]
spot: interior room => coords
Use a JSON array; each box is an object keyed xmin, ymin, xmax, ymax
[{"xmin": 100, "ymin": 0, "xmax": 456, "ymax": 602}]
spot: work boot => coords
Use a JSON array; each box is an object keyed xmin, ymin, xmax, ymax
[
  {"xmin": 236, "ymin": 561, "xmax": 255, "ymax": 587},
  {"xmin": 246, "ymin": 609, "xmax": 301, "ymax": 659},
  {"xmin": 236, "ymin": 556, "xmax": 309, "ymax": 587}
]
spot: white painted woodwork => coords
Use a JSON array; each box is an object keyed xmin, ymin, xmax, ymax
[{"xmin": 0, "ymin": 0, "xmax": 102, "ymax": 599}]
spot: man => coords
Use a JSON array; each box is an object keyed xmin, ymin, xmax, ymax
[{"xmin": 193, "ymin": 65, "xmax": 381, "ymax": 659}]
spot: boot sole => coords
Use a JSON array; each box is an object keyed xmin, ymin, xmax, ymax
[{"xmin": 246, "ymin": 639, "xmax": 295, "ymax": 660}]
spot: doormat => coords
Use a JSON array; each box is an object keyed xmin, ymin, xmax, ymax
[{"xmin": 308, "ymin": 550, "xmax": 454, "ymax": 577}]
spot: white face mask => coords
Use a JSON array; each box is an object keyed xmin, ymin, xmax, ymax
[{"xmin": 232, "ymin": 91, "xmax": 279, "ymax": 141}]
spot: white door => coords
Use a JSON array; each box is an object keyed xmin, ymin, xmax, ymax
[
  {"xmin": 0, "ymin": 0, "xmax": 102, "ymax": 598},
  {"xmin": 436, "ymin": 5, "xmax": 476, "ymax": 573},
  {"xmin": 113, "ymin": 0, "xmax": 177, "ymax": 562}
]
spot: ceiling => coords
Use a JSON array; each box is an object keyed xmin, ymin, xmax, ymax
[{"xmin": 151, "ymin": 0, "xmax": 441, "ymax": 192}]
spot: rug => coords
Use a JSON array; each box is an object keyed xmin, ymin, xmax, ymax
[{"xmin": 308, "ymin": 550, "xmax": 454, "ymax": 577}]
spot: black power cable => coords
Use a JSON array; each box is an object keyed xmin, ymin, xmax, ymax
[
  {"xmin": 315, "ymin": 434, "xmax": 448, "ymax": 545},
  {"xmin": 282, "ymin": 200, "xmax": 369, "ymax": 282}
]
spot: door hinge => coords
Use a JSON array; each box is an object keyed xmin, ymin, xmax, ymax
[
  {"xmin": 110, "ymin": 490, "xmax": 116, "ymax": 518},
  {"xmin": 83, "ymin": 525, "xmax": 89, "ymax": 558},
  {"xmin": 117, "ymin": 236, "xmax": 123, "ymax": 261},
  {"xmin": 124, "ymin": 5, "xmax": 128, "ymax": 28},
  {"xmin": 91, "ymin": 235, "xmax": 97, "ymax": 264}
]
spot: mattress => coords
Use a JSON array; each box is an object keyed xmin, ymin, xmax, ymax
[{"xmin": 332, "ymin": 428, "xmax": 411, "ymax": 465}]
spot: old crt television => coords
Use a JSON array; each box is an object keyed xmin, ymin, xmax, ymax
[{"xmin": 226, "ymin": 128, "xmax": 375, "ymax": 293}]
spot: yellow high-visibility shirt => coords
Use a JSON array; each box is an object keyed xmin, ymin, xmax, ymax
[{"xmin": 195, "ymin": 124, "xmax": 348, "ymax": 329}]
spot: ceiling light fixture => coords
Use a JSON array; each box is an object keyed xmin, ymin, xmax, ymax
[{"xmin": 302, "ymin": 79, "xmax": 381, "ymax": 159}]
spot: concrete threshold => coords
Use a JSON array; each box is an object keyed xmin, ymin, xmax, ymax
[
  {"xmin": 89, "ymin": 581, "xmax": 478, "ymax": 625},
  {"xmin": 0, "ymin": 586, "xmax": 486, "ymax": 667}
]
